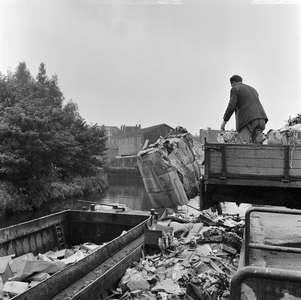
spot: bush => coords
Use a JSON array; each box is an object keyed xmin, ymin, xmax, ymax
[
  {"xmin": 0, "ymin": 173, "xmax": 109, "ymax": 215},
  {"xmin": 0, "ymin": 189, "xmax": 9, "ymax": 216},
  {"xmin": 0, "ymin": 182, "xmax": 32, "ymax": 214},
  {"xmin": 48, "ymin": 182, "xmax": 75, "ymax": 200},
  {"xmin": 72, "ymin": 174, "xmax": 108, "ymax": 195},
  {"xmin": 49, "ymin": 174, "xmax": 108, "ymax": 201}
]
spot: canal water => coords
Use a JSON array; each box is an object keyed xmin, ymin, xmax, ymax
[{"xmin": 0, "ymin": 172, "xmax": 249, "ymax": 228}]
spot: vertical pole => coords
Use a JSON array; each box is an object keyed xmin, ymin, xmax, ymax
[
  {"xmin": 220, "ymin": 144, "xmax": 227, "ymax": 179},
  {"xmin": 282, "ymin": 145, "xmax": 290, "ymax": 182}
]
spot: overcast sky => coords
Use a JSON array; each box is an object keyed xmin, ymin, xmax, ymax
[{"xmin": 0, "ymin": 0, "xmax": 300, "ymax": 135}]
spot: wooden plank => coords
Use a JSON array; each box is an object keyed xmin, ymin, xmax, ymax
[
  {"xmin": 210, "ymin": 165, "xmax": 285, "ymax": 177},
  {"xmin": 208, "ymin": 143, "xmax": 288, "ymax": 151},
  {"xmin": 209, "ymin": 160, "xmax": 301, "ymax": 178},
  {"xmin": 204, "ymin": 178, "xmax": 301, "ymax": 188},
  {"xmin": 210, "ymin": 148, "xmax": 287, "ymax": 160},
  {"xmin": 210, "ymin": 151, "xmax": 301, "ymax": 165},
  {"xmin": 290, "ymin": 169, "xmax": 301, "ymax": 177},
  {"xmin": 209, "ymin": 148, "xmax": 301, "ymax": 161},
  {"xmin": 210, "ymin": 156, "xmax": 287, "ymax": 169},
  {"xmin": 208, "ymin": 144, "xmax": 301, "ymax": 158}
]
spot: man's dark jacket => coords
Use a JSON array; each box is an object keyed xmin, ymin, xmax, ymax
[{"xmin": 223, "ymin": 83, "xmax": 268, "ymax": 132}]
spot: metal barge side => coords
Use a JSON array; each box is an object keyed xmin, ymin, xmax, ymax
[{"xmin": 0, "ymin": 209, "xmax": 150, "ymax": 300}]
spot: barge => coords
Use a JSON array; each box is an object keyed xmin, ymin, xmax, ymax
[{"xmin": 0, "ymin": 209, "xmax": 150, "ymax": 300}]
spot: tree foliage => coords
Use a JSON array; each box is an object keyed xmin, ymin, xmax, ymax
[{"xmin": 0, "ymin": 62, "xmax": 107, "ymax": 209}]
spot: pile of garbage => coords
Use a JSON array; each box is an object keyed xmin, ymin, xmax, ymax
[
  {"xmin": 0, "ymin": 242, "xmax": 104, "ymax": 299},
  {"xmin": 111, "ymin": 209, "xmax": 244, "ymax": 300},
  {"xmin": 137, "ymin": 126, "xmax": 204, "ymax": 208},
  {"xmin": 266, "ymin": 113, "xmax": 301, "ymax": 145},
  {"xmin": 216, "ymin": 130, "xmax": 238, "ymax": 144},
  {"xmin": 287, "ymin": 113, "xmax": 301, "ymax": 126},
  {"xmin": 217, "ymin": 113, "xmax": 301, "ymax": 145}
]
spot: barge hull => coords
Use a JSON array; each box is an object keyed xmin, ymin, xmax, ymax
[{"xmin": 0, "ymin": 209, "xmax": 149, "ymax": 300}]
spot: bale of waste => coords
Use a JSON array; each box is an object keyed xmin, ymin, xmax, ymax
[
  {"xmin": 137, "ymin": 148, "xmax": 189, "ymax": 208},
  {"xmin": 137, "ymin": 126, "xmax": 203, "ymax": 208}
]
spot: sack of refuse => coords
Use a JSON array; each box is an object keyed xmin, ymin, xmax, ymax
[
  {"xmin": 266, "ymin": 129, "xmax": 288, "ymax": 145},
  {"xmin": 267, "ymin": 124, "xmax": 301, "ymax": 145}
]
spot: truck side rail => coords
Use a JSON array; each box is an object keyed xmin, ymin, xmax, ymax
[
  {"xmin": 230, "ymin": 266, "xmax": 301, "ymax": 300},
  {"xmin": 203, "ymin": 142, "xmax": 301, "ymax": 185},
  {"xmin": 244, "ymin": 206, "xmax": 301, "ymax": 266}
]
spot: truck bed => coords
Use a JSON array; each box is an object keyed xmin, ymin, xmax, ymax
[{"xmin": 200, "ymin": 142, "xmax": 301, "ymax": 210}]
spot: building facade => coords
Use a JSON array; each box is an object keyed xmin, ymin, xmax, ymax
[
  {"xmin": 105, "ymin": 123, "xmax": 174, "ymax": 162},
  {"xmin": 199, "ymin": 127, "xmax": 221, "ymax": 144}
]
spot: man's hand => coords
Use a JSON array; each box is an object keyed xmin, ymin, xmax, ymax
[{"xmin": 221, "ymin": 120, "xmax": 227, "ymax": 131}]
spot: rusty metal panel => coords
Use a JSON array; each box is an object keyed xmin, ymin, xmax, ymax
[
  {"xmin": 29, "ymin": 235, "xmax": 37, "ymax": 256},
  {"xmin": 0, "ymin": 211, "xmax": 68, "ymax": 244},
  {"xmin": 15, "ymin": 239, "xmax": 24, "ymax": 257},
  {"xmin": 51, "ymin": 235, "xmax": 144, "ymax": 300}
]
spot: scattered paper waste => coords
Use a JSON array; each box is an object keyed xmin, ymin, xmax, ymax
[
  {"xmin": 0, "ymin": 240, "xmax": 103, "ymax": 298},
  {"xmin": 3, "ymin": 281, "xmax": 29, "ymax": 297},
  {"xmin": 113, "ymin": 208, "xmax": 244, "ymax": 300},
  {"xmin": 0, "ymin": 206, "xmax": 245, "ymax": 299},
  {"xmin": 80, "ymin": 242, "xmax": 100, "ymax": 253}
]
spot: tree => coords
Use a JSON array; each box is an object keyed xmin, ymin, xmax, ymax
[
  {"xmin": 0, "ymin": 62, "xmax": 107, "ymax": 209},
  {"xmin": 35, "ymin": 63, "xmax": 63, "ymax": 108},
  {"xmin": 55, "ymin": 101, "xmax": 107, "ymax": 179}
]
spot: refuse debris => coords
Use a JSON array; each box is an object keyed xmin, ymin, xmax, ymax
[
  {"xmin": 287, "ymin": 113, "xmax": 301, "ymax": 126},
  {"xmin": 137, "ymin": 126, "xmax": 204, "ymax": 208},
  {"xmin": 3, "ymin": 281, "xmax": 29, "ymax": 297},
  {"xmin": 216, "ymin": 130, "xmax": 238, "ymax": 144},
  {"xmin": 0, "ymin": 207, "xmax": 244, "ymax": 299},
  {"xmin": 0, "ymin": 256, "xmax": 14, "ymax": 284},
  {"xmin": 112, "ymin": 208, "xmax": 244, "ymax": 300},
  {"xmin": 217, "ymin": 113, "xmax": 301, "ymax": 146},
  {"xmin": 0, "ymin": 241, "xmax": 104, "ymax": 298}
]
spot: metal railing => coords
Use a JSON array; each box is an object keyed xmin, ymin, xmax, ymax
[
  {"xmin": 230, "ymin": 206, "xmax": 301, "ymax": 299},
  {"xmin": 230, "ymin": 266, "xmax": 301, "ymax": 300},
  {"xmin": 244, "ymin": 206, "xmax": 301, "ymax": 266}
]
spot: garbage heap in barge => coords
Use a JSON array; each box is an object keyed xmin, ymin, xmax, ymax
[{"xmin": 114, "ymin": 208, "xmax": 244, "ymax": 300}]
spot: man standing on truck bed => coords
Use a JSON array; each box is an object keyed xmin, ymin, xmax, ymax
[{"xmin": 221, "ymin": 75, "xmax": 268, "ymax": 144}]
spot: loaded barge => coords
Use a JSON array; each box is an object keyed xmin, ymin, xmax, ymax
[{"xmin": 0, "ymin": 209, "xmax": 150, "ymax": 300}]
